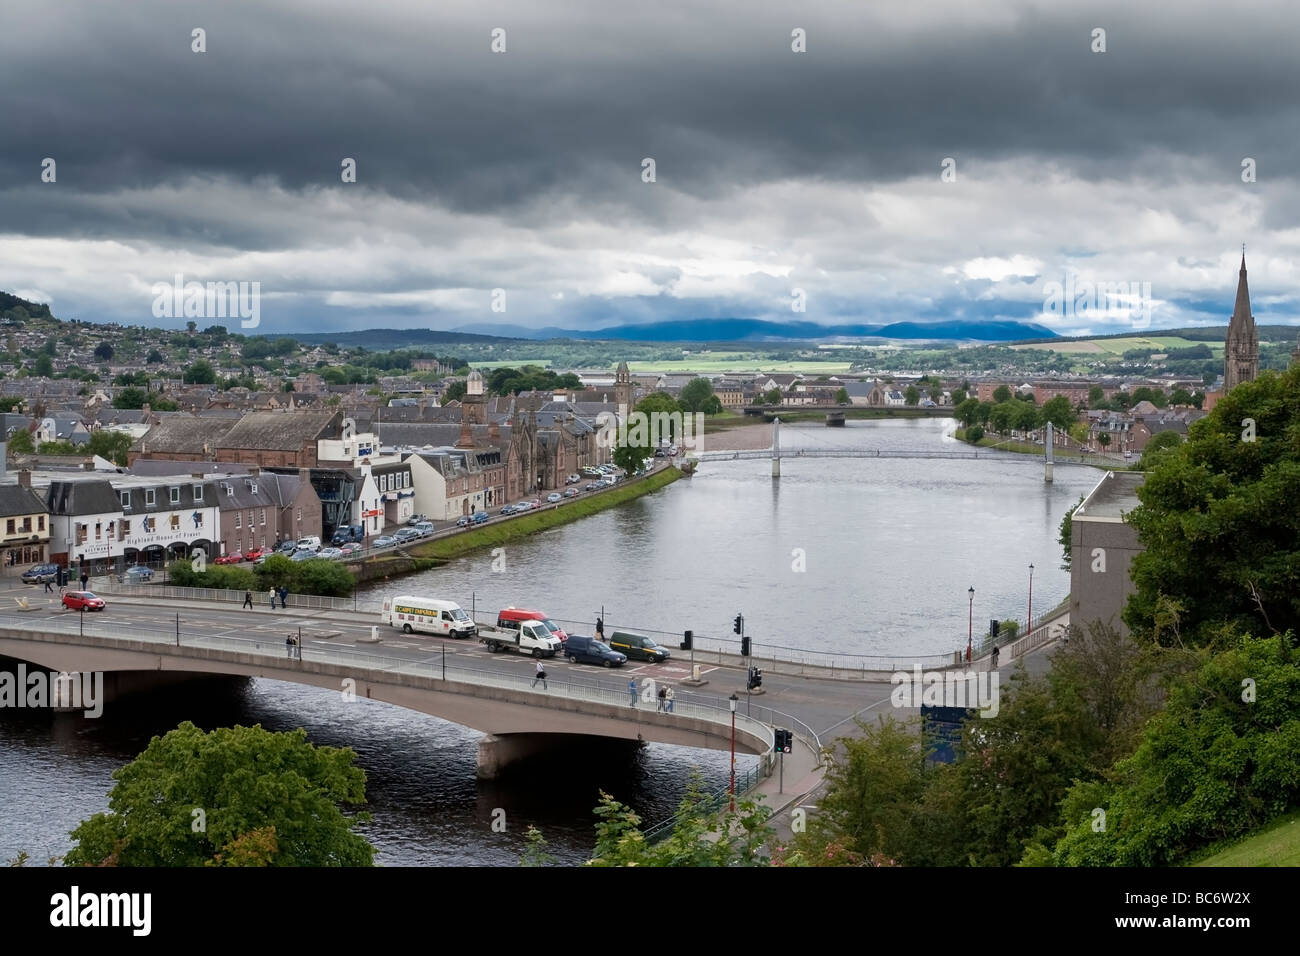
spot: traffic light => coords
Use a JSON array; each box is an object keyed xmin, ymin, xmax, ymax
[
  {"xmin": 741, "ymin": 635, "xmax": 751, "ymax": 657},
  {"xmin": 990, "ymin": 618, "xmax": 999, "ymax": 638},
  {"xmin": 773, "ymin": 728, "xmax": 792, "ymax": 753},
  {"xmin": 680, "ymin": 629, "xmax": 693, "ymax": 651},
  {"xmin": 733, "ymin": 614, "xmax": 743, "ymax": 635}
]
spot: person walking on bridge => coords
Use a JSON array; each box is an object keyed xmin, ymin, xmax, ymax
[
  {"xmin": 665, "ymin": 685, "xmax": 675, "ymax": 713},
  {"xmin": 269, "ymin": 587, "xmax": 278, "ymax": 609},
  {"xmin": 278, "ymin": 586, "xmax": 289, "ymax": 610},
  {"xmin": 242, "ymin": 590, "xmax": 253, "ymax": 609},
  {"xmin": 531, "ymin": 659, "xmax": 548, "ymax": 690},
  {"xmin": 628, "ymin": 678, "xmax": 637, "ymax": 707},
  {"xmin": 286, "ymin": 634, "xmax": 295, "ymax": 658},
  {"xmin": 991, "ymin": 643, "xmax": 1000, "ymax": 671}
]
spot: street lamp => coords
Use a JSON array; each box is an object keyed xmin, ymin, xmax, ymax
[
  {"xmin": 729, "ymin": 693, "xmax": 738, "ymax": 812},
  {"xmin": 1028, "ymin": 563, "xmax": 1035, "ymax": 634},
  {"xmin": 967, "ymin": 586, "xmax": 975, "ymax": 663}
]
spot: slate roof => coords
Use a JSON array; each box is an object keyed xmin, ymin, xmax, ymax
[
  {"xmin": 45, "ymin": 479, "xmax": 122, "ymax": 516},
  {"xmin": 217, "ymin": 410, "xmax": 339, "ymax": 451},
  {"xmin": 0, "ymin": 484, "xmax": 48, "ymax": 517},
  {"xmin": 132, "ymin": 416, "xmax": 238, "ymax": 454}
]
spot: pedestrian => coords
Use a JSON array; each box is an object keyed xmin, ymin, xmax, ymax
[
  {"xmin": 43, "ymin": 576, "xmax": 54, "ymax": 594},
  {"xmin": 595, "ymin": 616, "xmax": 604, "ymax": 641},
  {"xmin": 79, "ymin": 570, "xmax": 88, "ymax": 590},
  {"xmin": 242, "ymin": 590, "xmax": 253, "ymax": 609},
  {"xmin": 991, "ymin": 643, "xmax": 1000, "ymax": 670},
  {"xmin": 286, "ymin": 634, "xmax": 294, "ymax": 658},
  {"xmin": 665, "ymin": 685, "xmax": 674, "ymax": 713},
  {"xmin": 531, "ymin": 659, "xmax": 548, "ymax": 689},
  {"xmin": 279, "ymin": 586, "xmax": 288, "ymax": 609},
  {"xmin": 269, "ymin": 587, "xmax": 277, "ymax": 609},
  {"xmin": 628, "ymin": 678, "xmax": 637, "ymax": 707},
  {"xmin": 656, "ymin": 685, "xmax": 667, "ymax": 712}
]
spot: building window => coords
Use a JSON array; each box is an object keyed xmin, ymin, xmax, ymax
[
  {"xmin": 121, "ymin": 491, "xmax": 131, "ymax": 508},
  {"xmin": 170, "ymin": 487, "xmax": 181, "ymax": 504},
  {"xmin": 193, "ymin": 484, "xmax": 204, "ymax": 501},
  {"xmin": 260, "ymin": 509, "xmax": 266, "ymax": 526},
  {"xmin": 170, "ymin": 515, "xmax": 180, "ymax": 530},
  {"xmin": 296, "ymin": 508, "xmax": 302, "ymax": 522},
  {"xmin": 248, "ymin": 510, "xmax": 254, "ymax": 527},
  {"xmin": 4, "ymin": 519, "xmax": 12, "ymax": 534},
  {"xmin": 121, "ymin": 520, "xmax": 131, "ymax": 537},
  {"xmin": 38, "ymin": 516, "xmax": 45, "ymax": 532},
  {"xmin": 21, "ymin": 517, "xmax": 31, "ymax": 533},
  {"xmin": 95, "ymin": 522, "xmax": 102, "ymax": 540},
  {"xmin": 235, "ymin": 513, "xmax": 241, "ymax": 529},
  {"xmin": 146, "ymin": 489, "xmax": 156, "ymax": 506}
]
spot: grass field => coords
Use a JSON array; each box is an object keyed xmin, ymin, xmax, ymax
[
  {"xmin": 1012, "ymin": 336, "xmax": 1223, "ymax": 356},
  {"xmin": 625, "ymin": 360, "xmax": 854, "ymax": 373},
  {"xmin": 1191, "ymin": 811, "xmax": 1300, "ymax": 866},
  {"xmin": 467, "ymin": 359, "xmax": 554, "ymax": 369}
]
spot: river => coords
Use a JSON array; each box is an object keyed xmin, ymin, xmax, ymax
[{"xmin": 0, "ymin": 417, "xmax": 1101, "ymax": 865}]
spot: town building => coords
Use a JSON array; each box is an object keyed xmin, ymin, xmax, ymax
[
  {"xmin": 1223, "ymin": 252, "xmax": 1259, "ymax": 391},
  {"xmin": 0, "ymin": 474, "xmax": 51, "ymax": 574},
  {"xmin": 1069, "ymin": 470, "xmax": 1145, "ymax": 638}
]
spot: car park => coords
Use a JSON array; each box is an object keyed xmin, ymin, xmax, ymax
[
  {"xmin": 373, "ymin": 535, "xmax": 398, "ymax": 548},
  {"xmin": 122, "ymin": 565, "xmax": 154, "ymax": 583},
  {"xmin": 21, "ymin": 563, "xmax": 60, "ymax": 584},
  {"xmin": 62, "ymin": 591, "xmax": 105, "ymax": 611},
  {"xmin": 608, "ymin": 631, "xmax": 671, "ymax": 663},
  {"xmin": 546, "ymin": 492, "xmax": 562, "ymax": 503},
  {"xmin": 564, "ymin": 635, "xmax": 627, "ymax": 667}
]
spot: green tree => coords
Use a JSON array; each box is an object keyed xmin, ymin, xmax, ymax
[
  {"xmin": 442, "ymin": 380, "xmax": 467, "ymax": 403},
  {"xmin": 678, "ymin": 377, "xmax": 716, "ymax": 413},
  {"xmin": 992, "ymin": 384, "xmax": 1013, "ymax": 403},
  {"xmin": 1168, "ymin": 388, "xmax": 1192, "ymax": 406},
  {"xmin": 146, "ymin": 349, "xmax": 165, "ymax": 364},
  {"xmin": 6, "ymin": 429, "xmax": 34, "ymax": 454},
  {"xmin": 64, "ymin": 721, "xmax": 373, "ymax": 866},
  {"xmin": 1097, "ymin": 432, "xmax": 1110, "ymax": 450},
  {"xmin": 1124, "ymin": 368, "xmax": 1300, "ymax": 645},
  {"xmin": 1088, "ymin": 385, "xmax": 1105, "ymax": 407},
  {"xmin": 93, "ymin": 342, "xmax": 114, "ymax": 361},
  {"xmin": 762, "ymin": 387, "xmax": 783, "ymax": 405},
  {"xmin": 32, "ymin": 355, "xmax": 53, "ymax": 377},
  {"xmin": 950, "ymin": 388, "xmax": 967, "ymax": 406},
  {"xmin": 954, "ymin": 398, "xmax": 980, "ymax": 428},
  {"xmin": 903, "ymin": 385, "xmax": 920, "ymax": 406},
  {"xmin": 184, "ymin": 360, "xmax": 216, "ymax": 385},
  {"xmin": 835, "ymin": 387, "xmax": 850, "ymax": 404},
  {"xmin": 1058, "ymin": 496, "xmax": 1084, "ymax": 570},
  {"xmin": 113, "ymin": 387, "xmax": 148, "ymax": 409},
  {"xmin": 86, "ymin": 430, "xmax": 133, "ymax": 467},
  {"xmin": 966, "ymin": 425, "xmax": 984, "ymax": 443},
  {"xmin": 1040, "ymin": 395, "xmax": 1077, "ymax": 431},
  {"xmin": 1137, "ymin": 430, "xmax": 1183, "ymax": 470},
  {"xmin": 1011, "ymin": 401, "xmax": 1041, "ymax": 432}
]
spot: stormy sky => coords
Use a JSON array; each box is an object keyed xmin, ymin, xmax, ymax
[{"xmin": 1, "ymin": 0, "xmax": 1298, "ymax": 337}]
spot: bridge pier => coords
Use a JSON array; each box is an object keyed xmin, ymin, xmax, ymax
[
  {"xmin": 1044, "ymin": 421, "xmax": 1054, "ymax": 483},
  {"xmin": 771, "ymin": 417, "xmax": 781, "ymax": 479},
  {"xmin": 825, "ymin": 411, "xmax": 845, "ymax": 427}
]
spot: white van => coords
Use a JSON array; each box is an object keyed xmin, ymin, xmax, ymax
[
  {"xmin": 296, "ymin": 536, "xmax": 322, "ymax": 552},
  {"xmin": 382, "ymin": 596, "xmax": 477, "ymax": 639}
]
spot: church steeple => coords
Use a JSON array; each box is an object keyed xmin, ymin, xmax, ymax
[{"xmin": 1224, "ymin": 249, "xmax": 1259, "ymax": 391}]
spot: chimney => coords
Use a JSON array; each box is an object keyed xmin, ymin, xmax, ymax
[
  {"xmin": 248, "ymin": 465, "xmax": 261, "ymax": 477},
  {"xmin": 298, "ymin": 467, "xmax": 310, "ymax": 483},
  {"xmin": 456, "ymin": 416, "xmax": 474, "ymax": 448},
  {"xmin": 488, "ymin": 421, "xmax": 500, "ymax": 440},
  {"xmin": 18, "ymin": 468, "xmax": 31, "ymax": 489}
]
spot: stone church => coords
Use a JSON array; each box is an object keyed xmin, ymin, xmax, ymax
[{"xmin": 1224, "ymin": 252, "xmax": 1259, "ymax": 391}]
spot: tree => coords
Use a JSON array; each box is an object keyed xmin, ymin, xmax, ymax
[
  {"xmin": 950, "ymin": 388, "xmax": 967, "ymax": 406},
  {"xmin": 1088, "ymin": 385, "xmax": 1105, "ymax": 407},
  {"xmin": 903, "ymin": 385, "xmax": 920, "ymax": 406},
  {"xmin": 146, "ymin": 349, "xmax": 165, "ymax": 364},
  {"xmin": 113, "ymin": 387, "xmax": 148, "ymax": 410},
  {"xmin": 32, "ymin": 355, "xmax": 53, "ymax": 377},
  {"xmin": 6, "ymin": 429, "xmax": 34, "ymax": 454},
  {"xmin": 835, "ymin": 387, "xmax": 850, "ymax": 404},
  {"xmin": 1097, "ymin": 432, "xmax": 1110, "ymax": 450},
  {"xmin": 281, "ymin": 380, "xmax": 295, "ymax": 393},
  {"xmin": 1058, "ymin": 496, "xmax": 1084, "ymax": 570},
  {"xmin": 1011, "ymin": 401, "xmax": 1041, "ymax": 433},
  {"xmin": 1123, "ymin": 367, "xmax": 1300, "ymax": 645},
  {"xmin": 442, "ymin": 380, "xmax": 467, "ymax": 403},
  {"xmin": 86, "ymin": 430, "xmax": 133, "ymax": 467},
  {"xmin": 613, "ymin": 436, "xmax": 652, "ymax": 474},
  {"xmin": 1137, "ymin": 430, "xmax": 1183, "ymax": 470},
  {"xmin": 93, "ymin": 342, "xmax": 114, "ymax": 361},
  {"xmin": 1168, "ymin": 388, "xmax": 1192, "ymax": 406},
  {"xmin": 186, "ymin": 320, "xmax": 198, "ymax": 333},
  {"xmin": 1040, "ymin": 395, "xmax": 1077, "ymax": 431},
  {"xmin": 992, "ymin": 385, "xmax": 1013, "ymax": 403},
  {"xmin": 762, "ymin": 387, "xmax": 783, "ymax": 405},
  {"xmin": 954, "ymin": 398, "xmax": 981, "ymax": 428},
  {"xmin": 677, "ymin": 377, "xmax": 716, "ymax": 413},
  {"xmin": 64, "ymin": 721, "xmax": 374, "ymax": 866},
  {"xmin": 184, "ymin": 360, "xmax": 216, "ymax": 385},
  {"xmin": 966, "ymin": 425, "xmax": 984, "ymax": 443}
]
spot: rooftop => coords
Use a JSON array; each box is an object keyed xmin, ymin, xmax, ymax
[{"xmin": 1075, "ymin": 470, "xmax": 1145, "ymax": 521}]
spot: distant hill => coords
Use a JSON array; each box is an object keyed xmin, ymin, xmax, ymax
[
  {"xmin": 288, "ymin": 328, "xmax": 519, "ymax": 349},
  {"xmin": 449, "ymin": 317, "xmax": 1057, "ymax": 343},
  {"xmin": 0, "ymin": 291, "xmax": 53, "ymax": 321}
]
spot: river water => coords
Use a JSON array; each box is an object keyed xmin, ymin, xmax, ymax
[{"xmin": 0, "ymin": 418, "xmax": 1101, "ymax": 865}]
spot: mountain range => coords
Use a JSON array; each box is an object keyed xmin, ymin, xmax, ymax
[{"xmin": 442, "ymin": 318, "xmax": 1056, "ymax": 343}]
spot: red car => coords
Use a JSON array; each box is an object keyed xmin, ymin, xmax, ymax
[
  {"xmin": 63, "ymin": 591, "xmax": 106, "ymax": 611},
  {"xmin": 244, "ymin": 547, "xmax": 267, "ymax": 561},
  {"xmin": 214, "ymin": 551, "xmax": 244, "ymax": 565}
]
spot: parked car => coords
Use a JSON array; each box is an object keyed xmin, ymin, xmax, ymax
[
  {"xmin": 338, "ymin": 542, "xmax": 362, "ymax": 555},
  {"xmin": 406, "ymin": 513, "xmax": 429, "ymax": 526},
  {"xmin": 546, "ymin": 492, "xmax": 563, "ymax": 503},
  {"xmin": 215, "ymin": 551, "xmax": 244, "ymax": 565},
  {"xmin": 62, "ymin": 591, "xmax": 105, "ymax": 611},
  {"xmin": 608, "ymin": 631, "xmax": 671, "ymax": 663},
  {"xmin": 565, "ymin": 473, "xmax": 580, "ymax": 484},
  {"xmin": 244, "ymin": 547, "xmax": 267, "ymax": 561},
  {"xmin": 373, "ymin": 535, "xmax": 398, "ymax": 548},
  {"xmin": 563, "ymin": 488, "xmax": 579, "ymax": 498},
  {"xmin": 21, "ymin": 563, "xmax": 60, "ymax": 584},
  {"xmin": 295, "ymin": 536, "xmax": 322, "ymax": 552},
  {"xmin": 499, "ymin": 505, "xmax": 516, "ymax": 516},
  {"xmin": 513, "ymin": 501, "xmax": 533, "ymax": 512},
  {"xmin": 564, "ymin": 634, "xmax": 627, "ymax": 668},
  {"xmin": 414, "ymin": 521, "xmax": 435, "ymax": 536},
  {"xmin": 394, "ymin": 527, "xmax": 422, "ymax": 543},
  {"xmin": 472, "ymin": 511, "xmax": 490, "ymax": 524},
  {"xmin": 290, "ymin": 550, "xmax": 316, "ymax": 561},
  {"xmin": 317, "ymin": 547, "xmax": 344, "ymax": 559},
  {"xmin": 122, "ymin": 565, "xmax": 154, "ymax": 583},
  {"xmin": 584, "ymin": 482, "xmax": 601, "ymax": 492},
  {"xmin": 331, "ymin": 524, "xmax": 365, "ymax": 546},
  {"xmin": 455, "ymin": 515, "xmax": 472, "ymax": 528},
  {"xmin": 275, "ymin": 540, "xmax": 298, "ymax": 554}
]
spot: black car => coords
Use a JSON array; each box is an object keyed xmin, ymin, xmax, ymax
[
  {"xmin": 564, "ymin": 635, "xmax": 627, "ymax": 667},
  {"xmin": 608, "ymin": 631, "xmax": 671, "ymax": 663},
  {"xmin": 21, "ymin": 563, "xmax": 60, "ymax": 584}
]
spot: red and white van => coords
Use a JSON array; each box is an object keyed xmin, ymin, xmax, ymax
[{"xmin": 496, "ymin": 607, "xmax": 568, "ymax": 644}]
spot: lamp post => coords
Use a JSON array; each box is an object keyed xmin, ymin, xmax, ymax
[
  {"xmin": 1027, "ymin": 563, "xmax": 1035, "ymax": 635},
  {"xmin": 729, "ymin": 693, "xmax": 738, "ymax": 812},
  {"xmin": 967, "ymin": 586, "xmax": 974, "ymax": 663}
]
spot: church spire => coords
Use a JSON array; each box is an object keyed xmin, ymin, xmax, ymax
[{"xmin": 1224, "ymin": 249, "xmax": 1259, "ymax": 391}]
